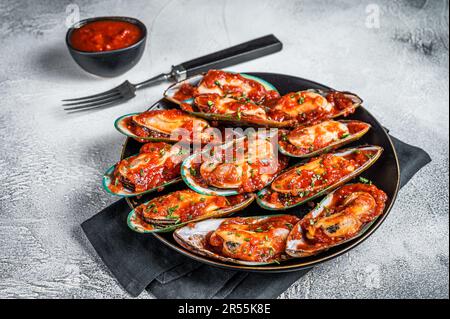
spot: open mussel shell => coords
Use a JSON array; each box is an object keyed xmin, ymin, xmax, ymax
[
  {"xmin": 181, "ymin": 109, "xmax": 296, "ymax": 128},
  {"xmin": 114, "ymin": 110, "xmax": 210, "ymax": 143},
  {"xmin": 114, "ymin": 112, "xmax": 175, "ymax": 143},
  {"xmin": 278, "ymin": 120, "xmax": 371, "ymax": 158},
  {"xmin": 308, "ymin": 89, "xmax": 363, "ymax": 118},
  {"xmin": 181, "ymin": 140, "xmax": 242, "ymax": 197},
  {"xmin": 256, "ymin": 145, "xmax": 383, "ymax": 210},
  {"xmin": 127, "ymin": 193, "xmax": 256, "ymax": 233},
  {"xmin": 164, "ymin": 73, "xmax": 278, "ymax": 106},
  {"xmin": 173, "ymin": 216, "xmax": 291, "ymax": 265},
  {"xmin": 102, "ymin": 156, "xmax": 182, "ymax": 197},
  {"xmin": 181, "ymin": 131, "xmax": 283, "ymax": 196},
  {"xmin": 285, "ymin": 183, "xmax": 385, "ymax": 257},
  {"xmin": 164, "ymin": 73, "xmax": 294, "ymax": 128}
]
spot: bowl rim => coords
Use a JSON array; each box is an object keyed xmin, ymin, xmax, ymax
[{"xmin": 65, "ymin": 16, "xmax": 147, "ymax": 55}]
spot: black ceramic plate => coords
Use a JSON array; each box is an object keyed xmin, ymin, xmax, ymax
[{"xmin": 122, "ymin": 72, "xmax": 400, "ymax": 272}]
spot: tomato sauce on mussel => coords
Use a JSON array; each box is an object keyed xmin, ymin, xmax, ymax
[
  {"xmin": 268, "ymin": 90, "xmax": 361, "ymax": 125},
  {"xmin": 258, "ymin": 146, "xmax": 382, "ymax": 209},
  {"xmin": 279, "ymin": 120, "xmax": 371, "ymax": 157},
  {"xmin": 206, "ymin": 215, "xmax": 300, "ymax": 263},
  {"xmin": 185, "ymin": 135, "xmax": 289, "ymax": 195},
  {"xmin": 108, "ymin": 142, "xmax": 185, "ymax": 194},
  {"xmin": 174, "ymin": 69, "xmax": 280, "ymax": 104},
  {"xmin": 286, "ymin": 183, "xmax": 388, "ymax": 257},
  {"xmin": 118, "ymin": 109, "xmax": 210, "ymax": 142},
  {"xmin": 136, "ymin": 190, "xmax": 248, "ymax": 225}
]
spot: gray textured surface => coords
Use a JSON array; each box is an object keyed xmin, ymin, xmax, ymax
[{"xmin": 0, "ymin": 0, "xmax": 448, "ymax": 299}]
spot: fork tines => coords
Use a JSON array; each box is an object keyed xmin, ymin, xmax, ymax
[{"xmin": 63, "ymin": 81, "xmax": 136, "ymax": 112}]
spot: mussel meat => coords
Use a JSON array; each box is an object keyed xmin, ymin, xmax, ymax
[
  {"xmin": 173, "ymin": 214, "xmax": 300, "ymax": 265},
  {"xmin": 164, "ymin": 70, "xmax": 295, "ymax": 128},
  {"xmin": 182, "ymin": 133, "xmax": 289, "ymax": 196},
  {"xmin": 127, "ymin": 189, "xmax": 255, "ymax": 233},
  {"xmin": 257, "ymin": 145, "xmax": 383, "ymax": 210},
  {"xmin": 286, "ymin": 183, "xmax": 388, "ymax": 257},
  {"xmin": 278, "ymin": 120, "xmax": 371, "ymax": 158},
  {"xmin": 165, "ymin": 69, "xmax": 280, "ymax": 105},
  {"xmin": 267, "ymin": 89, "xmax": 362, "ymax": 125},
  {"xmin": 115, "ymin": 108, "xmax": 211, "ymax": 143},
  {"xmin": 103, "ymin": 142, "xmax": 186, "ymax": 197}
]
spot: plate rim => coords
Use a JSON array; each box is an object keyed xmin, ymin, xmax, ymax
[{"xmin": 122, "ymin": 72, "xmax": 400, "ymax": 272}]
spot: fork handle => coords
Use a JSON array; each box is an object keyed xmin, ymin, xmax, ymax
[
  {"xmin": 177, "ymin": 34, "xmax": 283, "ymax": 79},
  {"xmin": 134, "ymin": 73, "xmax": 171, "ymax": 90}
]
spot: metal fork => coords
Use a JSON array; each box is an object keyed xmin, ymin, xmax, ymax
[
  {"xmin": 62, "ymin": 72, "xmax": 173, "ymax": 112},
  {"xmin": 62, "ymin": 34, "xmax": 283, "ymax": 112}
]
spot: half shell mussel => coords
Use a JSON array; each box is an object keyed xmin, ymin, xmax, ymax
[
  {"xmin": 278, "ymin": 120, "xmax": 371, "ymax": 158},
  {"xmin": 173, "ymin": 214, "xmax": 300, "ymax": 265},
  {"xmin": 267, "ymin": 89, "xmax": 362, "ymax": 126},
  {"xmin": 181, "ymin": 131, "xmax": 289, "ymax": 196},
  {"xmin": 115, "ymin": 108, "xmax": 212, "ymax": 143},
  {"xmin": 257, "ymin": 145, "xmax": 383, "ymax": 210},
  {"xmin": 286, "ymin": 183, "xmax": 388, "ymax": 257},
  {"xmin": 164, "ymin": 69, "xmax": 296, "ymax": 128},
  {"xmin": 103, "ymin": 142, "xmax": 187, "ymax": 197},
  {"xmin": 127, "ymin": 189, "xmax": 255, "ymax": 233}
]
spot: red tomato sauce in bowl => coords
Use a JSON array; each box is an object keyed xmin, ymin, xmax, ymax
[{"xmin": 70, "ymin": 20, "xmax": 143, "ymax": 52}]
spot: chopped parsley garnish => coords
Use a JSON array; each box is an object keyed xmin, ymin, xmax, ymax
[
  {"xmin": 359, "ymin": 176, "xmax": 372, "ymax": 184},
  {"xmin": 214, "ymin": 80, "xmax": 221, "ymax": 87},
  {"xmin": 207, "ymin": 100, "xmax": 214, "ymax": 107},
  {"xmin": 298, "ymin": 97, "xmax": 305, "ymax": 104},
  {"xmin": 254, "ymin": 227, "xmax": 264, "ymax": 233},
  {"xmin": 189, "ymin": 167, "xmax": 197, "ymax": 176},
  {"xmin": 341, "ymin": 133, "xmax": 350, "ymax": 139},
  {"xmin": 167, "ymin": 205, "xmax": 179, "ymax": 215}
]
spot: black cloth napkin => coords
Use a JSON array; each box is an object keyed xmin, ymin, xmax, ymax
[{"xmin": 81, "ymin": 135, "xmax": 431, "ymax": 298}]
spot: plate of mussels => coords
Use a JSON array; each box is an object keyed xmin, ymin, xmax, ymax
[{"xmin": 102, "ymin": 70, "xmax": 400, "ymax": 271}]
